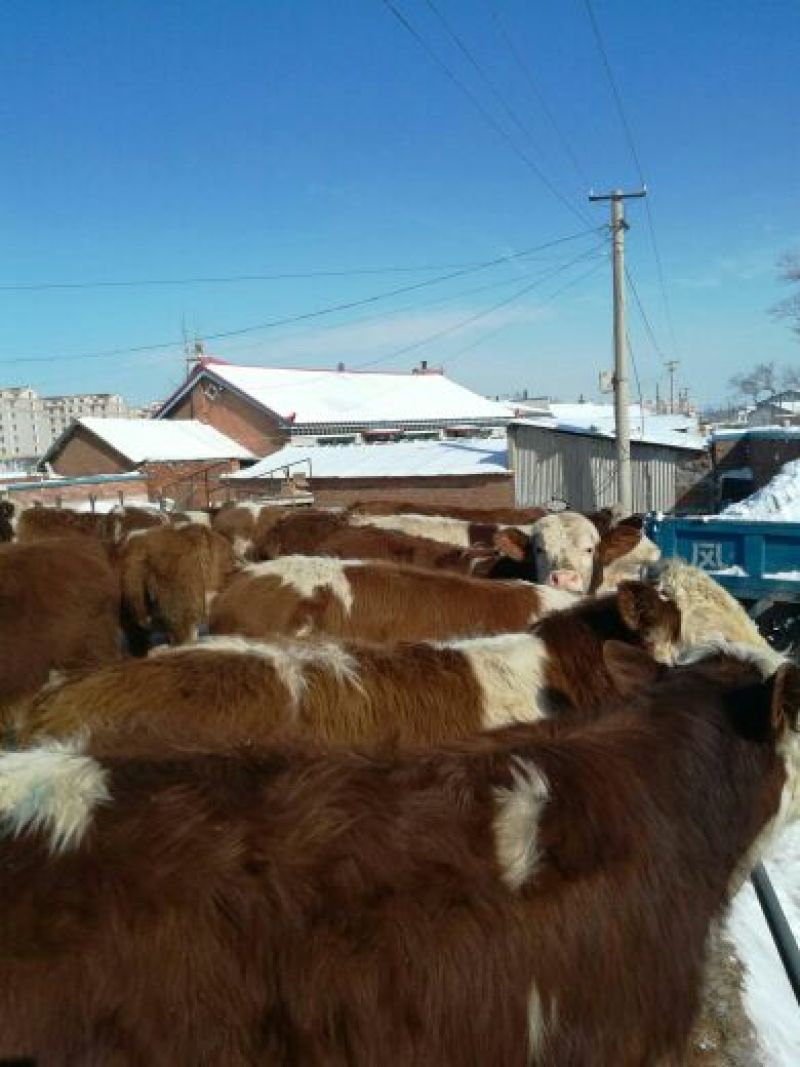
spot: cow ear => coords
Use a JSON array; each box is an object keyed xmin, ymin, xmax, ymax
[
  {"xmin": 596, "ymin": 525, "xmax": 642, "ymax": 568},
  {"xmin": 770, "ymin": 662, "xmax": 800, "ymax": 735},
  {"xmin": 493, "ymin": 528, "xmax": 529, "ymax": 561},
  {"xmin": 603, "ymin": 640, "xmax": 665, "ymax": 695},
  {"xmin": 617, "ymin": 581, "xmax": 666, "ymax": 634}
]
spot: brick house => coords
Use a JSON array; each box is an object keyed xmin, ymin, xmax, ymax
[
  {"xmin": 38, "ymin": 417, "xmax": 254, "ymax": 508},
  {"xmin": 155, "ymin": 358, "xmax": 515, "ymax": 455},
  {"xmin": 224, "ymin": 438, "xmax": 514, "ymax": 511}
]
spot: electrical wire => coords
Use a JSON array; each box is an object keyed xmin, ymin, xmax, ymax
[
  {"xmin": 625, "ymin": 267, "xmax": 668, "ymax": 363},
  {"xmin": 581, "ymin": 0, "xmax": 679, "ymax": 358},
  {"xmin": 0, "ymin": 230, "xmax": 599, "ymax": 366},
  {"xmin": 357, "ymin": 241, "xmax": 608, "ymax": 369},
  {"xmin": 380, "ymin": 0, "xmax": 591, "ymax": 226},
  {"xmin": 482, "ymin": 0, "xmax": 592, "ymax": 191}
]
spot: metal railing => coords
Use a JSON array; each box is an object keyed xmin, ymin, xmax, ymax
[{"xmin": 751, "ymin": 861, "xmax": 800, "ymax": 1005}]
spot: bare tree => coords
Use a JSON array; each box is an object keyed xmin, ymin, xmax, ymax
[
  {"xmin": 728, "ymin": 362, "xmax": 777, "ymax": 406},
  {"xmin": 780, "ymin": 365, "xmax": 800, "ymax": 390},
  {"xmin": 772, "ymin": 252, "xmax": 800, "ymax": 339}
]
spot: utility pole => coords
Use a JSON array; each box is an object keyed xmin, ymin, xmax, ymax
[
  {"xmin": 589, "ymin": 187, "xmax": 646, "ymax": 515},
  {"xmin": 665, "ymin": 360, "xmax": 679, "ymax": 414}
]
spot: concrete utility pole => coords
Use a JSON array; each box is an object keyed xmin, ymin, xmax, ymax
[
  {"xmin": 665, "ymin": 360, "xmax": 679, "ymax": 414},
  {"xmin": 589, "ymin": 187, "xmax": 646, "ymax": 515}
]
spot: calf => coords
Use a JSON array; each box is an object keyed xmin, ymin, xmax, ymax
[
  {"xmin": 0, "ymin": 645, "xmax": 797, "ymax": 1065},
  {"xmin": 209, "ymin": 556, "xmax": 577, "ymax": 644},
  {"xmin": 0, "ymin": 537, "xmax": 120, "ymax": 712},
  {"xmin": 119, "ymin": 522, "xmax": 235, "ymax": 650},
  {"xmin": 15, "ymin": 582, "xmax": 683, "ymax": 753}
]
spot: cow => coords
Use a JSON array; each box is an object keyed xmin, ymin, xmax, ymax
[
  {"xmin": 347, "ymin": 499, "xmax": 548, "ymax": 524},
  {"xmin": 118, "ymin": 522, "xmax": 235, "ymax": 651},
  {"xmin": 16, "ymin": 506, "xmax": 109, "ymax": 543},
  {"xmin": 0, "ymin": 643, "xmax": 797, "ymax": 1065},
  {"xmin": 642, "ymin": 558, "xmax": 777, "ymax": 653},
  {"xmin": 348, "ymin": 510, "xmax": 532, "ymax": 549},
  {"xmin": 212, "ymin": 502, "xmax": 293, "ymax": 560},
  {"xmin": 526, "ymin": 511, "xmax": 601, "ymax": 592},
  {"xmin": 0, "ymin": 537, "xmax": 120, "ymax": 713},
  {"xmin": 13, "ymin": 581, "xmax": 687, "ymax": 752},
  {"xmin": 104, "ymin": 505, "xmax": 168, "ymax": 543},
  {"xmin": 254, "ymin": 509, "xmax": 483, "ymax": 573},
  {"xmin": 209, "ymin": 556, "xmax": 577, "ymax": 644}
]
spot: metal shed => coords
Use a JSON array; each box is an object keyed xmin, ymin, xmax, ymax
[{"xmin": 508, "ymin": 421, "xmax": 707, "ymax": 513}]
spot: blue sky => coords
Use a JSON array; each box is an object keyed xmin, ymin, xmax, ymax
[{"xmin": 1, "ymin": 0, "xmax": 798, "ymax": 408}]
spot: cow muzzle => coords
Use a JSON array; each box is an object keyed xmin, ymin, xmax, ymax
[{"xmin": 548, "ymin": 569, "xmax": 584, "ymax": 592}]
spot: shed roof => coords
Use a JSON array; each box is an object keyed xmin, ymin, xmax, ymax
[
  {"xmin": 227, "ymin": 438, "xmax": 509, "ymax": 481},
  {"xmin": 158, "ymin": 360, "xmax": 515, "ymax": 426},
  {"xmin": 42, "ymin": 417, "xmax": 254, "ymax": 465}
]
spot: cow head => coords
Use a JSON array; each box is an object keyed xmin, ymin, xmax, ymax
[
  {"xmin": 529, "ymin": 512, "xmax": 600, "ymax": 593},
  {"xmin": 616, "ymin": 580, "xmax": 682, "ymax": 663}
]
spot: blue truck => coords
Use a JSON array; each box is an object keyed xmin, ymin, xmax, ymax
[{"xmin": 645, "ymin": 514, "xmax": 800, "ymax": 606}]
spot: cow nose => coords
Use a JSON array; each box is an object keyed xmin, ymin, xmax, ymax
[{"xmin": 549, "ymin": 569, "xmax": 583, "ymax": 592}]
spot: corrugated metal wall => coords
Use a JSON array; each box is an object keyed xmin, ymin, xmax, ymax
[{"xmin": 509, "ymin": 423, "xmax": 683, "ymax": 512}]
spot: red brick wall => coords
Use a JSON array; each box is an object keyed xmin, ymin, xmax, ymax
[
  {"xmin": 231, "ymin": 473, "xmax": 514, "ymax": 511},
  {"xmin": 3, "ymin": 476, "xmax": 149, "ymax": 508},
  {"xmin": 168, "ymin": 381, "xmax": 287, "ymax": 457},
  {"xmin": 50, "ymin": 426, "xmax": 133, "ymax": 476}
]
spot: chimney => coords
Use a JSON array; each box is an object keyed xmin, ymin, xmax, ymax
[
  {"xmin": 336, "ymin": 362, "xmax": 346, "ymax": 372},
  {"xmin": 420, "ymin": 359, "xmax": 428, "ymax": 371}
]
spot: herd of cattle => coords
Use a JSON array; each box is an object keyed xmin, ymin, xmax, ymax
[{"xmin": 0, "ymin": 495, "xmax": 797, "ymax": 1065}]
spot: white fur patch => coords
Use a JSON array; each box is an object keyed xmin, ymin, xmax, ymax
[
  {"xmin": 349, "ymin": 512, "xmax": 473, "ymax": 548},
  {"xmin": 527, "ymin": 983, "xmax": 556, "ymax": 1064},
  {"xmin": 442, "ymin": 633, "xmax": 549, "ymax": 729},
  {"xmin": 175, "ymin": 635, "xmax": 360, "ymax": 709},
  {"xmin": 232, "ymin": 535, "xmax": 253, "ymax": 561},
  {"xmin": 494, "ymin": 757, "xmax": 549, "ymax": 891},
  {"xmin": 527, "ymin": 584, "xmax": 582, "ymax": 622},
  {"xmin": 0, "ymin": 742, "xmax": 109, "ymax": 853},
  {"xmin": 246, "ymin": 556, "xmax": 358, "ymax": 614}
]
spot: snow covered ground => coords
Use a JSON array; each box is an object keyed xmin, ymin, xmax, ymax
[
  {"xmin": 726, "ymin": 823, "xmax": 800, "ymax": 1065},
  {"xmin": 721, "ymin": 459, "xmax": 800, "ymax": 521}
]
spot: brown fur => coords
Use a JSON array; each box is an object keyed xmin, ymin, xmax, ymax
[
  {"xmin": 16, "ymin": 507, "xmax": 109, "ymax": 544},
  {"xmin": 118, "ymin": 523, "xmax": 235, "ymax": 648},
  {"xmin": 0, "ymin": 650, "xmax": 794, "ymax": 1065},
  {"xmin": 16, "ymin": 584, "xmax": 683, "ymax": 754},
  {"xmin": 209, "ymin": 559, "xmax": 571, "ymax": 643},
  {"xmin": 257, "ymin": 509, "xmax": 479, "ymax": 573},
  {"xmin": 0, "ymin": 538, "xmax": 120, "ymax": 711}
]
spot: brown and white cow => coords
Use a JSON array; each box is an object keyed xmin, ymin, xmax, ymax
[
  {"xmin": 0, "ymin": 645, "xmax": 797, "ymax": 1064},
  {"xmin": 348, "ymin": 509, "xmax": 531, "ymax": 549},
  {"xmin": 16, "ymin": 506, "xmax": 109, "ymax": 544},
  {"xmin": 118, "ymin": 522, "xmax": 235, "ymax": 651},
  {"xmin": 212, "ymin": 502, "xmax": 296, "ymax": 560},
  {"xmin": 527, "ymin": 511, "xmax": 601, "ymax": 592},
  {"xmin": 15, "ymin": 582, "xmax": 685, "ymax": 752},
  {"xmin": 209, "ymin": 556, "xmax": 577, "ymax": 644},
  {"xmin": 348, "ymin": 499, "xmax": 548, "ymax": 525},
  {"xmin": 0, "ymin": 537, "xmax": 120, "ymax": 712}
]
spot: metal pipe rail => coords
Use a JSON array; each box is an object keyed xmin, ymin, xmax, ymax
[{"xmin": 751, "ymin": 861, "xmax": 800, "ymax": 1006}]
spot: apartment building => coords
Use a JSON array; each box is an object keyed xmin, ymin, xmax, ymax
[{"xmin": 0, "ymin": 387, "xmax": 132, "ymax": 461}]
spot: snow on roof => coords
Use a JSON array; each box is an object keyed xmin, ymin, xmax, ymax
[
  {"xmin": 512, "ymin": 403, "xmax": 706, "ymax": 451},
  {"xmin": 59, "ymin": 418, "xmax": 254, "ymax": 464},
  {"xmin": 713, "ymin": 426, "xmax": 800, "ymax": 441},
  {"xmin": 163, "ymin": 362, "xmax": 515, "ymax": 426},
  {"xmin": 719, "ymin": 459, "xmax": 800, "ymax": 521},
  {"xmin": 227, "ymin": 439, "xmax": 509, "ymax": 481}
]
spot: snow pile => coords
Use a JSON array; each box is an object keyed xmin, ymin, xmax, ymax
[
  {"xmin": 727, "ymin": 822, "xmax": 800, "ymax": 1065},
  {"xmin": 721, "ymin": 460, "xmax": 800, "ymax": 521}
]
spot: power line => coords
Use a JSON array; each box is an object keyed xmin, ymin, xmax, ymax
[
  {"xmin": 380, "ymin": 0, "xmax": 591, "ymax": 226},
  {"xmin": 482, "ymin": 0, "xmax": 592, "ymax": 191},
  {"xmin": 358, "ymin": 241, "xmax": 608, "ymax": 369},
  {"xmin": 0, "ymin": 230, "xmax": 599, "ymax": 366},
  {"xmin": 443, "ymin": 256, "xmax": 607, "ymax": 367},
  {"xmin": 625, "ymin": 267, "xmax": 667, "ymax": 364},
  {"xmin": 581, "ymin": 0, "xmax": 679, "ymax": 358}
]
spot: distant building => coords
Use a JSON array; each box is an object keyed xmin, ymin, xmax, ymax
[
  {"xmin": 155, "ymin": 357, "xmax": 515, "ymax": 456},
  {"xmin": 746, "ymin": 390, "xmax": 800, "ymax": 428},
  {"xmin": 39, "ymin": 417, "xmax": 254, "ymax": 508},
  {"xmin": 0, "ymin": 387, "xmax": 130, "ymax": 462}
]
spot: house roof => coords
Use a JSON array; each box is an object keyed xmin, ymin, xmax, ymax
[
  {"xmin": 511, "ymin": 414, "xmax": 706, "ymax": 452},
  {"xmin": 227, "ymin": 439, "xmax": 509, "ymax": 481},
  {"xmin": 42, "ymin": 417, "xmax": 254, "ymax": 465},
  {"xmin": 157, "ymin": 360, "xmax": 515, "ymax": 427}
]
